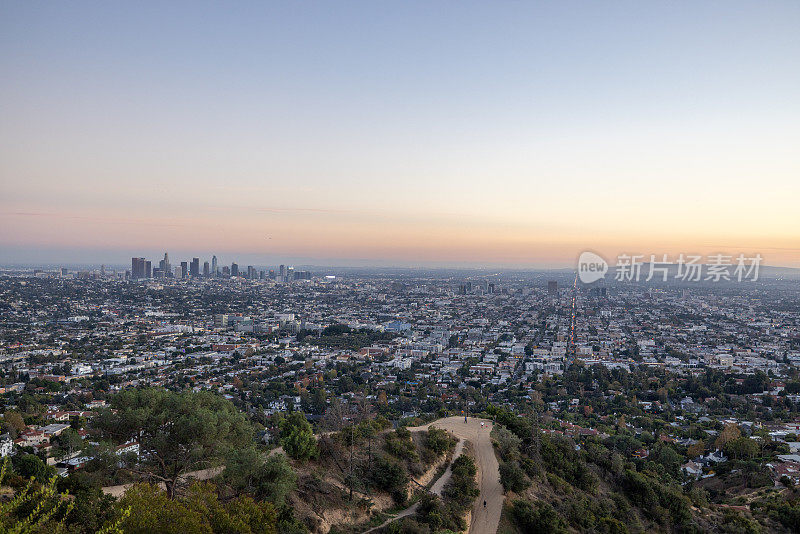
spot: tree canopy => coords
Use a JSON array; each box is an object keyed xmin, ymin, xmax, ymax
[
  {"xmin": 276, "ymin": 412, "xmax": 317, "ymax": 461},
  {"xmin": 92, "ymin": 388, "xmax": 253, "ymax": 498}
]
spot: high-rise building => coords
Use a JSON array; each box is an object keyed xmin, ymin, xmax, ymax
[
  {"xmin": 211, "ymin": 255, "xmax": 218, "ymax": 277},
  {"xmin": 190, "ymin": 258, "xmax": 200, "ymax": 277},
  {"xmin": 222, "ymin": 265, "xmax": 230, "ymax": 277},
  {"xmin": 268, "ymin": 269, "xmax": 276, "ymax": 279},
  {"xmin": 145, "ymin": 261, "xmax": 152, "ymax": 279},
  {"xmin": 548, "ymin": 280, "xmax": 558, "ymax": 295},
  {"xmin": 180, "ymin": 261, "xmax": 188, "ymax": 279},
  {"xmin": 279, "ymin": 264, "xmax": 286, "ymax": 281},
  {"xmin": 231, "ymin": 263, "xmax": 239, "ymax": 277},
  {"xmin": 203, "ymin": 261, "xmax": 210, "ymax": 277},
  {"xmin": 158, "ymin": 252, "xmax": 170, "ymax": 276},
  {"xmin": 247, "ymin": 265, "xmax": 256, "ymax": 279},
  {"xmin": 131, "ymin": 257, "xmax": 146, "ymax": 279}
]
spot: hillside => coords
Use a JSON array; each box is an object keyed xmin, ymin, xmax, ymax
[
  {"xmin": 489, "ymin": 407, "xmax": 794, "ymax": 534},
  {"xmin": 285, "ymin": 417, "xmax": 460, "ymax": 533}
]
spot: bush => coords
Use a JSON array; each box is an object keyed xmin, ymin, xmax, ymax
[
  {"xmin": 443, "ymin": 454, "xmax": 479, "ymax": 513},
  {"xmin": 369, "ymin": 456, "xmax": 408, "ymax": 504},
  {"xmin": 384, "ymin": 429, "xmax": 419, "ymax": 462},
  {"xmin": 425, "ymin": 427, "xmax": 454, "ymax": 456},
  {"xmin": 499, "ymin": 460, "xmax": 530, "ymax": 493},
  {"xmin": 12, "ymin": 454, "xmax": 55, "ymax": 481},
  {"xmin": 278, "ymin": 412, "xmax": 318, "ymax": 461},
  {"xmin": 509, "ymin": 499, "xmax": 567, "ymax": 534},
  {"xmin": 493, "ymin": 425, "xmax": 522, "ymax": 461}
]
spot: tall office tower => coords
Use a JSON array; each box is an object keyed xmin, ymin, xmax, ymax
[
  {"xmin": 211, "ymin": 255, "xmax": 218, "ymax": 276},
  {"xmin": 190, "ymin": 258, "xmax": 200, "ymax": 277},
  {"xmin": 279, "ymin": 264, "xmax": 286, "ymax": 281},
  {"xmin": 231, "ymin": 263, "xmax": 239, "ymax": 277},
  {"xmin": 222, "ymin": 265, "xmax": 230, "ymax": 277},
  {"xmin": 260, "ymin": 270, "xmax": 265, "ymax": 280},
  {"xmin": 287, "ymin": 266, "xmax": 294, "ymax": 282},
  {"xmin": 145, "ymin": 261, "xmax": 152, "ymax": 279},
  {"xmin": 180, "ymin": 261, "xmax": 188, "ymax": 279},
  {"xmin": 203, "ymin": 261, "xmax": 210, "ymax": 277},
  {"xmin": 548, "ymin": 280, "xmax": 558, "ymax": 295},
  {"xmin": 247, "ymin": 266, "xmax": 255, "ymax": 279},
  {"xmin": 159, "ymin": 252, "xmax": 170, "ymax": 277},
  {"xmin": 268, "ymin": 269, "xmax": 276, "ymax": 279},
  {"xmin": 488, "ymin": 282, "xmax": 495, "ymax": 294},
  {"xmin": 131, "ymin": 257, "xmax": 146, "ymax": 279}
]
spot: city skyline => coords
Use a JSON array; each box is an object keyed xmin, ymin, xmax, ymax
[{"xmin": 2, "ymin": 2, "xmax": 799, "ymax": 268}]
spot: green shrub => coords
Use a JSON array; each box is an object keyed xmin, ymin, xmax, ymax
[
  {"xmin": 499, "ymin": 460, "xmax": 530, "ymax": 493},
  {"xmin": 509, "ymin": 499, "xmax": 567, "ymax": 534}
]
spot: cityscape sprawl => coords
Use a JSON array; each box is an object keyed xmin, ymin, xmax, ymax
[{"xmin": 1, "ymin": 257, "xmax": 800, "ymax": 532}]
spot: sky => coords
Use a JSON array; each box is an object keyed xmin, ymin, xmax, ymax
[{"xmin": 1, "ymin": 2, "xmax": 799, "ymax": 268}]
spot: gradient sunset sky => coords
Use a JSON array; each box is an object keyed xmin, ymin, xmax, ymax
[{"xmin": 1, "ymin": 2, "xmax": 799, "ymax": 267}]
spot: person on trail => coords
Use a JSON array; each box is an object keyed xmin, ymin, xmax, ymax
[
  {"xmin": 483, "ymin": 500, "xmax": 487, "ymax": 508},
  {"xmin": 465, "ymin": 415, "xmax": 468, "ymax": 423}
]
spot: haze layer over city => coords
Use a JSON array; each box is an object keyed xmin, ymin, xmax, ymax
[{"xmin": 1, "ymin": 2, "xmax": 799, "ymax": 534}]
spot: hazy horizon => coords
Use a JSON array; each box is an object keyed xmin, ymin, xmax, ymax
[{"xmin": 2, "ymin": 2, "xmax": 799, "ymax": 268}]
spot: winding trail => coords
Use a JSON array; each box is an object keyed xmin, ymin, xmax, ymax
[
  {"xmin": 102, "ymin": 417, "xmax": 503, "ymax": 534},
  {"xmin": 363, "ymin": 438, "xmax": 466, "ymax": 533},
  {"xmin": 365, "ymin": 417, "xmax": 502, "ymax": 534}
]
